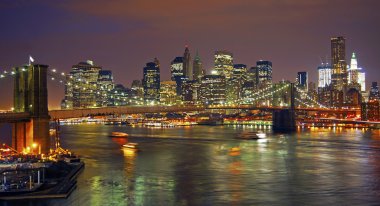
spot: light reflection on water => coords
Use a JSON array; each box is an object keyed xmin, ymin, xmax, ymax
[{"xmin": 3, "ymin": 125, "xmax": 380, "ymax": 205}]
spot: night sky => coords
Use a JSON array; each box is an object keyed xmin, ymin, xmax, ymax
[{"xmin": 0, "ymin": 0, "xmax": 379, "ymax": 109}]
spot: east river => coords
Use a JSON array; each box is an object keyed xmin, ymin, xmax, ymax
[{"xmin": 4, "ymin": 125, "xmax": 380, "ymax": 206}]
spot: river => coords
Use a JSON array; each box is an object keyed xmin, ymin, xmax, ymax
[{"xmin": 3, "ymin": 125, "xmax": 380, "ymax": 205}]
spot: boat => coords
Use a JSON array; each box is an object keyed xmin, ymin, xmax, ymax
[
  {"xmin": 110, "ymin": 132, "xmax": 129, "ymax": 137},
  {"xmin": 236, "ymin": 132, "xmax": 266, "ymax": 140},
  {"xmin": 229, "ymin": 147, "xmax": 241, "ymax": 152},
  {"xmin": 122, "ymin": 143, "xmax": 139, "ymax": 150}
]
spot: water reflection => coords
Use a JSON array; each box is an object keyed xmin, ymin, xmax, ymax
[{"xmin": 3, "ymin": 125, "xmax": 380, "ymax": 205}]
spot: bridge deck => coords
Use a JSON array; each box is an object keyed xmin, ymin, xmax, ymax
[{"xmin": 0, "ymin": 112, "xmax": 31, "ymax": 122}]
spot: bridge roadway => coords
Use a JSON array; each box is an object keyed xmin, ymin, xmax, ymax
[
  {"xmin": 48, "ymin": 105, "xmax": 205, "ymax": 119},
  {"xmin": 0, "ymin": 112, "xmax": 31, "ymax": 122},
  {"xmin": 206, "ymin": 105, "xmax": 360, "ymax": 113},
  {"xmin": 0, "ymin": 105, "xmax": 360, "ymax": 121}
]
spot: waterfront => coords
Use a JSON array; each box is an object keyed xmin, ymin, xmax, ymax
[{"xmin": 4, "ymin": 125, "xmax": 380, "ymax": 205}]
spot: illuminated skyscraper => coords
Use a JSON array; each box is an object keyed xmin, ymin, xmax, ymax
[
  {"xmin": 214, "ymin": 51, "xmax": 233, "ymax": 79},
  {"xmin": 142, "ymin": 58, "xmax": 160, "ymax": 104},
  {"xmin": 131, "ymin": 80, "xmax": 144, "ymax": 99},
  {"xmin": 317, "ymin": 63, "xmax": 332, "ymax": 88},
  {"xmin": 297, "ymin": 72, "xmax": 308, "ymax": 91},
  {"xmin": 369, "ymin": 82, "xmax": 380, "ymax": 101},
  {"xmin": 358, "ymin": 72, "xmax": 366, "ymax": 92},
  {"xmin": 170, "ymin": 57, "xmax": 184, "ymax": 81},
  {"xmin": 331, "ymin": 36, "xmax": 348, "ymax": 91},
  {"xmin": 98, "ymin": 70, "xmax": 114, "ymax": 107},
  {"xmin": 170, "ymin": 56, "xmax": 187, "ymax": 95},
  {"xmin": 256, "ymin": 60, "xmax": 272, "ymax": 87},
  {"xmin": 160, "ymin": 81, "xmax": 178, "ymax": 105},
  {"xmin": 199, "ymin": 75, "xmax": 226, "ymax": 105},
  {"xmin": 348, "ymin": 53, "xmax": 359, "ymax": 84},
  {"xmin": 183, "ymin": 46, "xmax": 192, "ymax": 80},
  {"xmin": 64, "ymin": 60, "xmax": 102, "ymax": 109},
  {"xmin": 232, "ymin": 64, "xmax": 247, "ymax": 81},
  {"xmin": 193, "ymin": 51, "xmax": 204, "ymax": 81},
  {"xmin": 348, "ymin": 52, "xmax": 366, "ymax": 91}
]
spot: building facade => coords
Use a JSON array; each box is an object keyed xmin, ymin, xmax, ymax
[
  {"xmin": 199, "ymin": 75, "xmax": 226, "ymax": 105},
  {"xmin": 331, "ymin": 36, "xmax": 348, "ymax": 91},
  {"xmin": 64, "ymin": 60, "xmax": 102, "ymax": 109},
  {"xmin": 193, "ymin": 51, "xmax": 204, "ymax": 81},
  {"xmin": 317, "ymin": 64, "xmax": 332, "ymax": 88},
  {"xmin": 142, "ymin": 59, "xmax": 160, "ymax": 104},
  {"xmin": 214, "ymin": 51, "xmax": 233, "ymax": 79},
  {"xmin": 256, "ymin": 60, "xmax": 272, "ymax": 87}
]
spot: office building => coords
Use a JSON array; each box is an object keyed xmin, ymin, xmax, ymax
[
  {"xmin": 160, "ymin": 81, "xmax": 178, "ymax": 106},
  {"xmin": 97, "ymin": 70, "xmax": 114, "ymax": 107},
  {"xmin": 297, "ymin": 72, "xmax": 308, "ymax": 91},
  {"xmin": 199, "ymin": 75, "xmax": 226, "ymax": 105},
  {"xmin": 64, "ymin": 60, "xmax": 102, "ymax": 109},
  {"xmin": 214, "ymin": 51, "xmax": 233, "ymax": 79},
  {"xmin": 256, "ymin": 60, "xmax": 272, "ymax": 87},
  {"xmin": 142, "ymin": 58, "xmax": 160, "ymax": 104},
  {"xmin": 331, "ymin": 36, "xmax": 348, "ymax": 91},
  {"xmin": 317, "ymin": 63, "xmax": 332, "ymax": 88},
  {"xmin": 232, "ymin": 64, "xmax": 247, "ymax": 82},
  {"xmin": 183, "ymin": 46, "xmax": 192, "ymax": 80},
  {"xmin": 369, "ymin": 82, "xmax": 380, "ymax": 101},
  {"xmin": 193, "ymin": 51, "xmax": 204, "ymax": 81}
]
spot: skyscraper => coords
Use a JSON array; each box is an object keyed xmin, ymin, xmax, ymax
[
  {"xmin": 192, "ymin": 51, "xmax": 204, "ymax": 81},
  {"xmin": 142, "ymin": 58, "xmax": 160, "ymax": 104},
  {"xmin": 297, "ymin": 72, "xmax": 308, "ymax": 91},
  {"xmin": 256, "ymin": 60, "xmax": 272, "ymax": 87},
  {"xmin": 160, "ymin": 81, "xmax": 178, "ymax": 106},
  {"xmin": 98, "ymin": 70, "xmax": 114, "ymax": 107},
  {"xmin": 170, "ymin": 56, "xmax": 186, "ymax": 96},
  {"xmin": 214, "ymin": 51, "xmax": 233, "ymax": 79},
  {"xmin": 199, "ymin": 75, "xmax": 226, "ymax": 105},
  {"xmin": 369, "ymin": 82, "xmax": 380, "ymax": 101},
  {"xmin": 232, "ymin": 64, "xmax": 247, "ymax": 81},
  {"xmin": 348, "ymin": 52, "xmax": 366, "ymax": 91},
  {"xmin": 317, "ymin": 63, "xmax": 332, "ymax": 88},
  {"xmin": 331, "ymin": 36, "xmax": 348, "ymax": 91},
  {"xmin": 170, "ymin": 57, "xmax": 184, "ymax": 81},
  {"xmin": 64, "ymin": 60, "xmax": 102, "ymax": 109},
  {"xmin": 183, "ymin": 46, "xmax": 192, "ymax": 80}
]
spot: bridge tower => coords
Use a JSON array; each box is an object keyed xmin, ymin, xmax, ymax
[
  {"xmin": 272, "ymin": 83, "xmax": 296, "ymax": 132},
  {"xmin": 12, "ymin": 64, "xmax": 50, "ymax": 153}
]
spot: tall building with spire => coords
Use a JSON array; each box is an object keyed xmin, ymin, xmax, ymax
[
  {"xmin": 193, "ymin": 51, "xmax": 204, "ymax": 81},
  {"xmin": 183, "ymin": 45, "xmax": 192, "ymax": 80},
  {"xmin": 331, "ymin": 36, "xmax": 348, "ymax": 91},
  {"xmin": 348, "ymin": 52, "xmax": 366, "ymax": 92}
]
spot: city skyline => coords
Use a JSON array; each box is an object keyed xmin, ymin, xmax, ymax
[{"xmin": 0, "ymin": 0, "xmax": 379, "ymax": 108}]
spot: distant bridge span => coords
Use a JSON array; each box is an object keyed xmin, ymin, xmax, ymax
[{"xmin": 48, "ymin": 105, "xmax": 206, "ymax": 119}]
